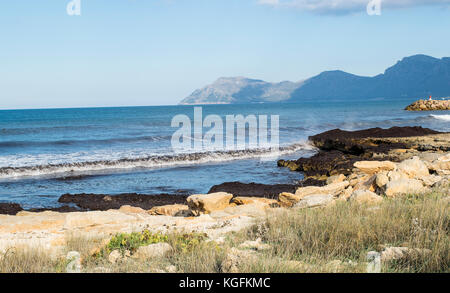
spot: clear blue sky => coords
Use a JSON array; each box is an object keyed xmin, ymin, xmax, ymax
[{"xmin": 0, "ymin": 0, "xmax": 449, "ymax": 109}]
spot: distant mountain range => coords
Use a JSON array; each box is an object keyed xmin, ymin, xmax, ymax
[{"xmin": 179, "ymin": 55, "xmax": 450, "ymax": 105}]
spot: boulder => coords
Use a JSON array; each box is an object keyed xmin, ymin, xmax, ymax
[
  {"xmin": 429, "ymin": 153, "xmax": 450, "ymax": 175},
  {"xmin": 232, "ymin": 197, "xmax": 278, "ymax": 207},
  {"xmin": 187, "ymin": 192, "xmax": 233, "ymax": 216},
  {"xmin": 338, "ymin": 186, "xmax": 353, "ymax": 201},
  {"xmin": 295, "ymin": 181, "xmax": 349, "ymax": 198},
  {"xmin": 148, "ymin": 204, "xmax": 191, "ymax": 217},
  {"xmin": 326, "ymin": 174, "xmax": 346, "ymax": 185},
  {"xmin": 353, "ymin": 161, "xmax": 396, "ymax": 174},
  {"xmin": 387, "ymin": 170, "xmax": 409, "ymax": 181},
  {"xmin": 384, "ymin": 179, "xmax": 426, "ymax": 197},
  {"xmin": 381, "ymin": 247, "xmax": 431, "ymax": 262},
  {"xmin": 396, "ymin": 156, "xmax": 429, "ymax": 178},
  {"xmin": 278, "ymin": 192, "xmax": 302, "ymax": 208},
  {"xmin": 353, "ymin": 175, "xmax": 377, "ymax": 192},
  {"xmin": 132, "ymin": 242, "xmax": 173, "ymax": 259},
  {"xmin": 375, "ymin": 172, "xmax": 389, "ymax": 188},
  {"xmin": 295, "ymin": 194, "xmax": 334, "ymax": 209},
  {"xmin": 420, "ymin": 175, "xmax": 443, "ymax": 187},
  {"xmin": 349, "ymin": 190, "xmax": 383, "ymax": 204}
]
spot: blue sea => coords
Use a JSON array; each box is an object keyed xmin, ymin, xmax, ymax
[{"xmin": 0, "ymin": 99, "xmax": 449, "ymax": 209}]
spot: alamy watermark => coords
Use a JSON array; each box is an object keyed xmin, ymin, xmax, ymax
[{"xmin": 170, "ymin": 107, "xmax": 279, "ymax": 155}]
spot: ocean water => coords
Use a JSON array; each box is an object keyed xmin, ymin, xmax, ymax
[{"xmin": 0, "ymin": 99, "xmax": 448, "ymax": 209}]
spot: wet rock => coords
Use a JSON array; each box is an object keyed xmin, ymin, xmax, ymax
[
  {"xmin": 187, "ymin": 192, "xmax": 233, "ymax": 216},
  {"xmin": 0, "ymin": 203, "xmax": 23, "ymax": 215},
  {"xmin": 208, "ymin": 182, "xmax": 296, "ymax": 198}
]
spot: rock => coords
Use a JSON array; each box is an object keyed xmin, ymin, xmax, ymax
[
  {"xmin": 375, "ymin": 172, "xmax": 389, "ymax": 188},
  {"xmin": 350, "ymin": 190, "xmax": 383, "ymax": 204},
  {"xmin": 118, "ymin": 205, "xmax": 146, "ymax": 214},
  {"xmin": 295, "ymin": 181, "xmax": 349, "ymax": 198},
  {"xmin": 429, "ymin": 153, "xmax": 450, "ymax": 175},
  {"xmin": 420, "ymin": 175, "xmax": 443, "ymax": 187},
  {"xmin": 108, "ymin": 250, "xmax": 122, "ymax": 264},
  {"xmin": 354, "ymin": 161, "xmax": 396, "ymax": 174},
  {"xmin": 64, "ymin": 211, "xmax": 138, "ymax": 229},
  {"xmin": 405, "ymin": 99, "xmax": 450, "ymax": 111},
  {"xmin": 353, "ymin": 175, "xmax": 377, "ymax": 192},
  {"xmin": 338, "ymin": 186, "xmax": 353, "ymax": 201},
  {"xmin": 232, "ymin": 197, "xmax": 278, "ymax": 207},
  {"xmin": 148, "ymin": 204, "xmax": 191, "ymax": 217},
  {"xmin": 385, "ymin": 179, "xmax": 427, "ymax": 197},
  {"xmin": 187, "ymin": 192, "xmax": 233, "ymax": 216},
  {"xmin": 380, "ymin": 247, "xmax": 431, "ymax": 262},
  {"xmin": 238, "ymin": 238, "xmax": 271, "ymax": 251},
  {"xmin": 326, "ymin": 174, "xmax": 346, "ymax": 185},
  {"xmin": 278, "ymin": 192, "xmax": 303, "ymax": 207},
  {"xmin": 209, "ymin": 202, "xmax": 268, "ymax": 219},
  {"xmin": 387, "ymin": 170, "xmax": 409, "ymax": 181},
  {"xmin": 295, "ymin": 194, "xmax": 334, "ymax": 209},
  {"xmin": 366, "ymin": 251, "xmax": 381, "ymax": 273},
  {"xmin": 221, "ymin": 247, "xmax": 259, "ymax": 273},
  {"xmin": 397, "ymin": 156, "xmax": 429, "ymax": 178},
  {"xmin": 433, "ymin": 178, "xmax": 450, "ymax": 192},
  {"xmin": 132, "ymin": 242, "xmax": 173, "ymax": 259},
  {"xmin": 165, "ymin": 265, "xmax": 177, "ymax": 273},
  {"xmin": 66, "ymin": 251, "xmax": 82, "ymax": 273}
]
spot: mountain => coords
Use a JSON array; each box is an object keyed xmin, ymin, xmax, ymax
[{"xmin": 179, "ymin": 55, "xmax": 450, "ymax": 105}]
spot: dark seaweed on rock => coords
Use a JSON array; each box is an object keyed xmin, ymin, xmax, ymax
[{"xmin": 208, "ymin": 182, "xmax": 298, "ymax": 199}]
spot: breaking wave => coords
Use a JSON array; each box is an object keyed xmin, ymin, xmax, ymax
[
  {"xmin": 0, "ymin": 142, "xmax": 315, "ymax": 180},
  {"xmin": 430, "ymin": 114, "xmax": 450, "ymax": 121}
]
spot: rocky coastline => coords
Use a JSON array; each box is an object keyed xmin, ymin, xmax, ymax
[
  {"xmin": 0, "ymin": 126, "xmax": 449, "ymax": 273},
  {"xmin": 405, "ymin": 99, "xmax": 450, "ymax": 111}
]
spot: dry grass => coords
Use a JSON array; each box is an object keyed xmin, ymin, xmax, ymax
[{"xmin": 1, "ymin": 189, "xmax": 448, "ymax": 273}]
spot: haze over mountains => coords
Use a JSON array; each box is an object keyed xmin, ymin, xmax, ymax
[{"xmin": 179, "ymin": 55, "xmax": 450, "ymax": 105}]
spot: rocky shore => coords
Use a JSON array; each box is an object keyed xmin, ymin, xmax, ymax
[
  {"xmin": 0, "ymin": 126, "xmax": 449, "ymax": 273},
  {"xmin": 405, "ymin": 99, "xmax": 450, "ymax": 111}
]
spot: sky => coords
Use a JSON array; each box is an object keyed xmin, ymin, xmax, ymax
[{"xmin": 0, "ymin": 0, "xmax": 449, "ymax": 109}]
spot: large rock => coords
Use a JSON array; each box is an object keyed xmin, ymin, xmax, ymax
[
  {"xmin": 295, "ymin": 181, "xmax": 349, "ymax": 198},
  {"xmin": 132, "ymin": 242, "xmax": 173, "ymax": 259},
  {"xmin": 326, "ymin": 174, "xmax": 346, "ymax": 185},
  {"xmin": 148, "ymin": 204, "xmax": 191, "ymax": 217},
  {"xmin": 209, "ymin": 202, "xmax": 268, "ymax": 219},
  {"xmin": 396, "ymin": 156, "xmax": 429, "ymax": 178},
  {"xmin": 278, "ymin": 192, "xmax": 303, "ymax": 207},
  {"xmin": 353, "ymin": 175, "xmax": 377, "ymax": 192},
  {"xmin": 187, "ymin": 192, "xmax": 233, "ymax": 216},
  {"xmin": 384, "ymin": 179, "xmax": 426, "ymax": 197},
  {"xmin": 349, "ymin": 190, "xmax": 383, "ymax": 204},
  {"xmin": 429, "ymin": 153, "xmax": 450, "ymax": 175},
  {"xmin": 354, "ymin": 161, "xmax": 396, "ymax": 174},
  {"xmin": 375, "ymin": 172, "xmax": 389, "ymax": 188},
  {"xmin": 232, "ymin": 197, "xmax": 278, "ymax": 207},
  {"xmin": 420, "ymin": 175, "xmax": 443, "ymax": 187},
  {"xmin": 381, "ymin": 247, "xmax": 431, "ymax": 262},
  {"xmin": 295, "ymin": 194, "xmax": 334, "ymax": 209}
]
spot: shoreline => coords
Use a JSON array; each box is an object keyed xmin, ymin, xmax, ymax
[{"xmin": 1, "ymin": 126, "xmax": 448, "ymax": 215}]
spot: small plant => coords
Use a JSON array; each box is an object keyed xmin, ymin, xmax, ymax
[{"xmin": 102, "ymin": 230, "xmax": 169, "ymax": 256}]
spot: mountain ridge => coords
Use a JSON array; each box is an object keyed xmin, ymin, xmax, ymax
[{"xmin": 179, "ymin": 54, "xmax": 450, "ymax": 105}]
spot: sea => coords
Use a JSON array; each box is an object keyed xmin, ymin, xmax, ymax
[{"xmin": 0, "ymin": 99, "xmax": 449, "ymax": 209}]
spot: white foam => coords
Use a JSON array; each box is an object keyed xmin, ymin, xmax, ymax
[{"xmin": 430, "ymin": 114, "xmax": 450, "ymax": 121}]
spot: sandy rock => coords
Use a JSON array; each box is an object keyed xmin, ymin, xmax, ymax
[
  {"xmin": 221, "ymin": 247, "xmax": 259, "ymax": 273},
  {"xmin": 354, "ymin": 161, "xmax": 396, "ymax": 174},
  {"xmin": 66, "ymin": 251, "xmax": 82, "ymax": 273},
  {"xmin": 148, "ymin": 204, "xmax": 191, "ymax": 217},
  {"xmin": 326, "ymin": 174, "xmax": 346, "ymax": 185},
  {"xmin": 132, "ymin": 242, "xmax": 173, "ymax": 259},
  {"xmin": 187, "ymin": 192, "xmax": 233, "ymax": 216},
  {"xmin": 232, "ymin": 197, "xmax": 278, "ymax": 207},
  {"xmin": 64, "ymin": 211, "xmax": 138, "ymax": 229},
  {"xmin": 295, "ymin": 181, "xmax": 349, "ymax": 198},
  {"xmin": 375, "ymin": 172, "xmax": 389, "ymax": 188},
  {"xmin": 429, "ymin": 153, "xmax": 450, "ymax": 175},
  {"xmin": 397, "ymin": 156, "xmax": 429, "ymax": 178},
  {"xmin": 108, "ymin": 250, "xmax": 122, "ymax": 264},
  {"xmin": 238, "ymin": 238, "xmax": 271, "ymax": 251},
  {"xmin": 385, "ymin": 179, "xmax": 427, "ymax": 197},
  {"xmin": 209, "ymin": 202, "xmax": 268, "ymax": 219},
  {"xmin": 387, "ymin": 170, "xmax": 409, "ymax": 181},
  {"xmin": 295, "ymin": 194, "xmax": 334, "ymax": 209},
  {"xmin": 420, "ymin": 175, "xmax": 443, "ymax": 187},
  {"xmin": 278, "ymin": 192, "xmax": 303, "ymax": 207},
  {"xmin": 118, "ymin": 205, "xmax": 146, "ymax": 214},
  {"xmin": 381, "ymin": 247, "xmax": 431, "ymax": 262},
  {"xmin": 350, "ymin": 190, "xmax": 383, "ymax": 204},
  {"xmin": 353, "ymin": 175, "xmax": 377, "ymax": 192}
]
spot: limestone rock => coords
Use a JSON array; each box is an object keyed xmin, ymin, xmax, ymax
[
  {"xmin": 350, "ymin": 190, "xmax": 383, "ymax": 204},
  {"xmin": 420, "ymin": 175, "xmax": 443, "ymax": 187},
  {"xmin": 209, "ymin": 202, "xmax": 268, "ymax": 219},
  {"xmin": 295, "ymin": 194, "xmax": 334, "ymax": 209},
  {"xmin": 278, "ymin": 192, "xmax": 303, "ymax": 207},
  {"xmin": 187, "ymin": 192, "xmax": 233, "ymax": 216},
  {"xmin": 66, "ymin": 251, "xmax": 82, "ymax": 273},
  {"xmin": 132, "ymin": 242, "xmax": 173, "ymax": 259},
  {"xmin": 353, "ymin": 175, "xmax": 377, "ymax": 192},
  {"xmin": 385, "ymin": 179, "xmax": 426, "ymax": 197},
  {"xmin": 326, "ymin": 174, "xmax": 346, "ymax": 185},
  {"xmin": 380, "ymin": 247, "xmax": 431, "ymax": 262},
  {"xmin": 232, "ymin": 197, "xmax": 278, "ymax": 207},
  {"xmin": 118, "ymin": 205, "xmax": 146, "ymax": 214},
  {"xmin": 221, "ymin": 247, "xmax": 259, "ymax": 273},
  {"xmin": 108, "ymin": 250, "xmax": 122, "ymax": 264},
  {"xmin": 148, "ymin": 204, "xmax": 191, "ymax": 217},
  {"xmin": 375, "ymin": 172, "xmax": 389, "ymax": 188},
  {"xmin": 396, "ymin": 156, "xmax": 429, "ymax": 178},
  {"xmin": 354, "ymin": 161, "xmax": 396, "ymax": 174},
  {"xmin": 387, "ymin": 170, "xmax": 409, "ymax": 181},
  {"xmin": 295, "ymin": 181, "xmax": 349, "ymax": 198},
  {"xmin": 338, "ymin": 186, "xmax": 353, "ymax": 201}
]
